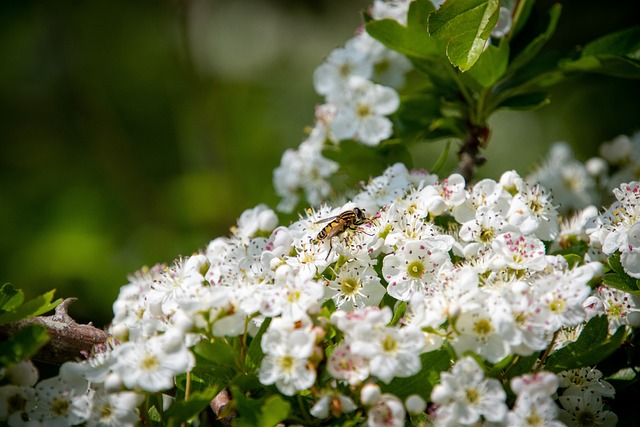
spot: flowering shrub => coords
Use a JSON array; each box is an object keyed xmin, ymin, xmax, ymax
[{"xmin": 2, "ymin": 0, "xmax": 640, "ymax": 426}]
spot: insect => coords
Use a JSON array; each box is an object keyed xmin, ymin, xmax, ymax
[{"xmin": 314, "ymin": 207, "xmax": 371, "ymax": 258}]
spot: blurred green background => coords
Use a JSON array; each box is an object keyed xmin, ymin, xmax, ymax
[{"xmin": 1, "ymin": 0, "xmax": 639, "ymax": 327}]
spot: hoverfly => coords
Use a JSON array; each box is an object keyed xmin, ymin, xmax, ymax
[{"xmin": 314, "ymin": 207, "xmax": 371, "ymax": 258}]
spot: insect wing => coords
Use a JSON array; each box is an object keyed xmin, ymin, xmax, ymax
[{"xmin": 315, "ymin": 214, "xmax": 340, "ymax": 225}]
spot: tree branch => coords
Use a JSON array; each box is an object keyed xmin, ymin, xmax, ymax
[
  {"xmin": 1, "ymin": 297, "xmax": 236, "ymax": 425},
  {"xmin": 0, "ymin": 298, "xmax": 110, "ymax": 365},
  {"xmin": 456, "ymin": 123, "xmax": 489, "ymax": 183}
]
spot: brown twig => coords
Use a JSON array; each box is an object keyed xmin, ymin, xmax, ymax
[
  {"xmin": 1, "ymin": 297, "xmax": 236, "ymax": 426},
  {"xmin": 0, "ymin": 298, "xmax": 110, "ymax": 365},
  {"xmin": 210, "ymin": 387, "xmax": 235, "ymax": 426},
  {"xmin": 456, "ymin": 123, "xmax": 489, "ymax": 184}
]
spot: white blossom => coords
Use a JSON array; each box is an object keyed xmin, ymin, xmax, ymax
[
  {"xmin": 258, "ymin": 318, "xmax": 317, "ymax": 396},
  {"xmin": 431, "ymin": 356, "xmax": 508, "ymax": 426},
  {"xmin": 330, "ymin": 77, "xmax": 399, "ymax": 146}
]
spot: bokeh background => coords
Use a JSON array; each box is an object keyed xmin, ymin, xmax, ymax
[{"xmin": 1, "ymin": 0, "xmax": 639, "ymax": 328}]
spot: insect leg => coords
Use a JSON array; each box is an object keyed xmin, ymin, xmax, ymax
[{"xmin": 324, "ymin": 237, "xmax": 334, "ymax": 260}]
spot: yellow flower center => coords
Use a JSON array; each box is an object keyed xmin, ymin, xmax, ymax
[
  {"xmin": 340, "ymin": 278, "xmax": 360, "ymax": 295},
  {"xmin": 407, "ymin": 261, "xmax": 425, "ymax": 279},
  {"xmin": 474, "ymin": 318, "xmax": 493, "ymax": 336}
]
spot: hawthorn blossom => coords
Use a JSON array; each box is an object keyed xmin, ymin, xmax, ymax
[
  {"xmin": 333, "ymin": 306, "xmax": 424, "ymax": 383},
  {"xmin": 491, "ymin": 3, "xmax": 514, "ymax": 38},
  {"xmin": 599, "ymin": 131, "xmax": 640, "ymax": 189},
  {"xmin": 313, "ymin": 36, "xmax": 373, "ymax": 99},
  {"xmin": 431, "ymin": 356, "xmax": 508, "ymax": 426},
  {"xmin": 325, "ymin": 262, "xmax": 385, "ymax": 311},
  {"xmin": 146, "ymin": 255, "xmax": 208, "ymax": 317},
  {"xmin": 558, "ymin": 389, "xmax": 617, "ymax": 427},
  {"xmin": 419, "ymin": 173, "xmax": 467, "ymax": 215},
  {"xmin": 592, "ymin": 181, "xmax": 640, "ymax": 278},
  {"xmin": 112, "ymin": 331, "xmax": 194, "ymax": 392},
  {"xmin": 453, "ymin": 178, "xmax": 510, "ymax": 224},
  {"xmin": 370, "ymin": 0, "xmax": 412, "ymax": 25},
  {"xmin": 531, "ymin": 262, "xmax": 596, "ymax": 332},
  {"xmin": 349, "ymin": 324, "xmax": 425, "ymax": 383},
  {"xmin": 85, "ymin": 389, "xmax": 145, "ymax": 427},
  {"xmin": 258, "ymin": 318, "xmax": 317, "ymax": 396},
  {"xmin": 27, "ymin": 374, "xmax": 91, "ymax": 427},
  {"xmin": 507, "ymin": 371, "xmax": 565, "ymax": 427},
  {"xmin": 0, "ymin": 385, "xmax": 36, "ymax": 426},
  {"xmin": 508, "ymin": 391, "xmax": 564, "ymax": 427},
  {"xmin": 528, "ymin": 142, "xmax": 597, "ymax": 212},
  {"xmin": 267, "ymin": 264, "xmax": 325, "ymax": 322},
  {"xmin": 1, "ymin": 360, "xmax": 38, "ymax": 387},
  {"xmin": 366, "ymin": 393, "xmax": 406, "ymax": 427},
  {"xmin": 353, "ymin": 162, "xmax": 411, "ymax": 212},
  {"xmin": 450, "ymin": 296, "xmax": 518, "ymax": 363},
  {"xmin": 326, "ymin": 343, "xmax": 370, "ymax": 386},
  {"xmin": 351, "ymin": 33, "xmax": 412, "ymax": 88},
  {"xmin": 330, "ymin": 76, "xmax": 400, "ymax": 146},
  {"xmin": 310, "ymin": 391, "xmax": 357, "ymax": 419},
  {"xmin": 557, "ymin": 367, "xmax": 615, "ymax": 399},
  {"xmin": 382, "ymin": 239, "xmax": 453, "ymax": 301},
  {"xmin": 273, "ymin": 140, "xmax": 339, "ymax": 212},
  {"xmin": 506, "ymin": 179, "xmax": 559, "ymax": 240},
  {"xmin": 490, "ymin": 232, "xmax": 547, "ymax": 271},
  {"xmin": 593, "ymin": 285, "xmax": 640, "ymax": 332},
  {"xmin": 232, "ymin": 204, "xmax": 278, "ymax": 243}
]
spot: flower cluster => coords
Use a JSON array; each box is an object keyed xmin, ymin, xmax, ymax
[
  {"xmin": 2, "ymin": 1, "xmax": 638, "ymax": 425},
  {"xmin": 589, "ymin": 181, "xmax": 640, "ymax": 278},
  {"xmin": 4, "ymin": 157, "xmax": 636, "ymax": 425},
  {"xmin": 273, "ymin": 1, "xmax": 413, "ymax": 212}
]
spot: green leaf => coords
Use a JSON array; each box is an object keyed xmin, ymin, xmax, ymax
[
  {"xmin": 191, "ymin": 340, "xmax": 238, "ymax": 386},
  {"xmin": 389, "ymin": 302, "xmax": 406, "ymax": 326},
  {"xmin": 0, "ymin": 290, "xmax": 62, "ymax": 325},
  {"xmin": 608, "ymin": 252, "xmax": 626, "ymax": 275},
  {"xmin": 545, "ymin": 316, "xmax": 627, "ymax": 372},
  {"xmin": 503, "ymin": 354, "xmax": 539, "ymax": 382},
  {"xmin": 603, "ymin": 272, "xmax": 640, "ymax": 295},
  {"xmin": 258, "ymin": 395, "xmax": 291, "ymax": 427},
  {"xmin": 383, "ymin": 348, "xmax": 451, "ymax": 400},
  {"xmin": 508, "ymin": 4, "xmax": 562, "ymax": 73},
  {"xmin": 466, "ymin": 41, "xmax": 509, "ymax": 87},
  {"xmin": 557, "ymin": 26, "xmax": 640, "ymax": 79},
  {"xmin": 165, "ymin": 388, "xmax": 219, "ymax": 426},
  {"xmin": 0, "ymin": 283, "xmax": 23, "ymax": 312},
  {"xmin": 607, "ymin": 367, "xmax": 638, "ymax": 382},
  {"xmin": 561, "ymin": 55, "xmax": 640, "ymax": 79},
  {"xmin": 148, "ymin": 405, "xmax": 163, "ymax": 423},
  {"xmin": 603, "ymin": 253, "xmax": 640, "ymax": 295},
  {"xmin": 428, "ymin": 0, "xmax": 500, "ymax": 71},
  {"xmin": 562, "ymin": 254, "xmax": 583, "ymax": 269},
  {"xmin": 366, "ymin": 0, "xmax": 441, "ymax": 59},
  {"xmin": 0, "ymin": 324, "xmax": 49, "ymax": 368},
  {"xmin": 582, "ymin": 25, "xmax": 640, "ymax": 58},
  {"xmin": 195, "ymin": 340, "xmax": 237, "ymax": 366},
  {"xmin": 496, "ymin": 91, "xmax": 550, "ymax": 110},
  {"xmin": 176, "ymin": 372, "xmax": 208, "ymax": 394},
  {"xmin": 395, "ymin": 94, "xmax": 465, "ymax": 141},
  {"xmin": 246, "ymin": 317, "xmax": 271, "ymax": 371},
  {"xmin": 231, "ymin": 386, "xmax": 291, "ymax": 427}
]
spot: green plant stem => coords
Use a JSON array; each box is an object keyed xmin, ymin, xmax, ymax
[
  {"xmin": 508, "ymin": 0, "xmax": 528, "ymax": 42},
  {"xmin": 430, "ymin": 139, "xmax": 452, "ymax": 174},
  {"xmin": 298, "ymin": 393, "xmax": 313, "ymax": 426},
  {"xmin": 185, "ymin": 372, "xmax": 192, "ymax": 400},
  {"xmin": 536, "ymin": 331, "xmax": 560, "ymax": 371},
  {"xmin": 498, "ymin": 354, "xmax": 521, "ymax": 381},
  {"xmin": 445, "ymin": 63, "xmax": 475, "ymax": 111}
]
